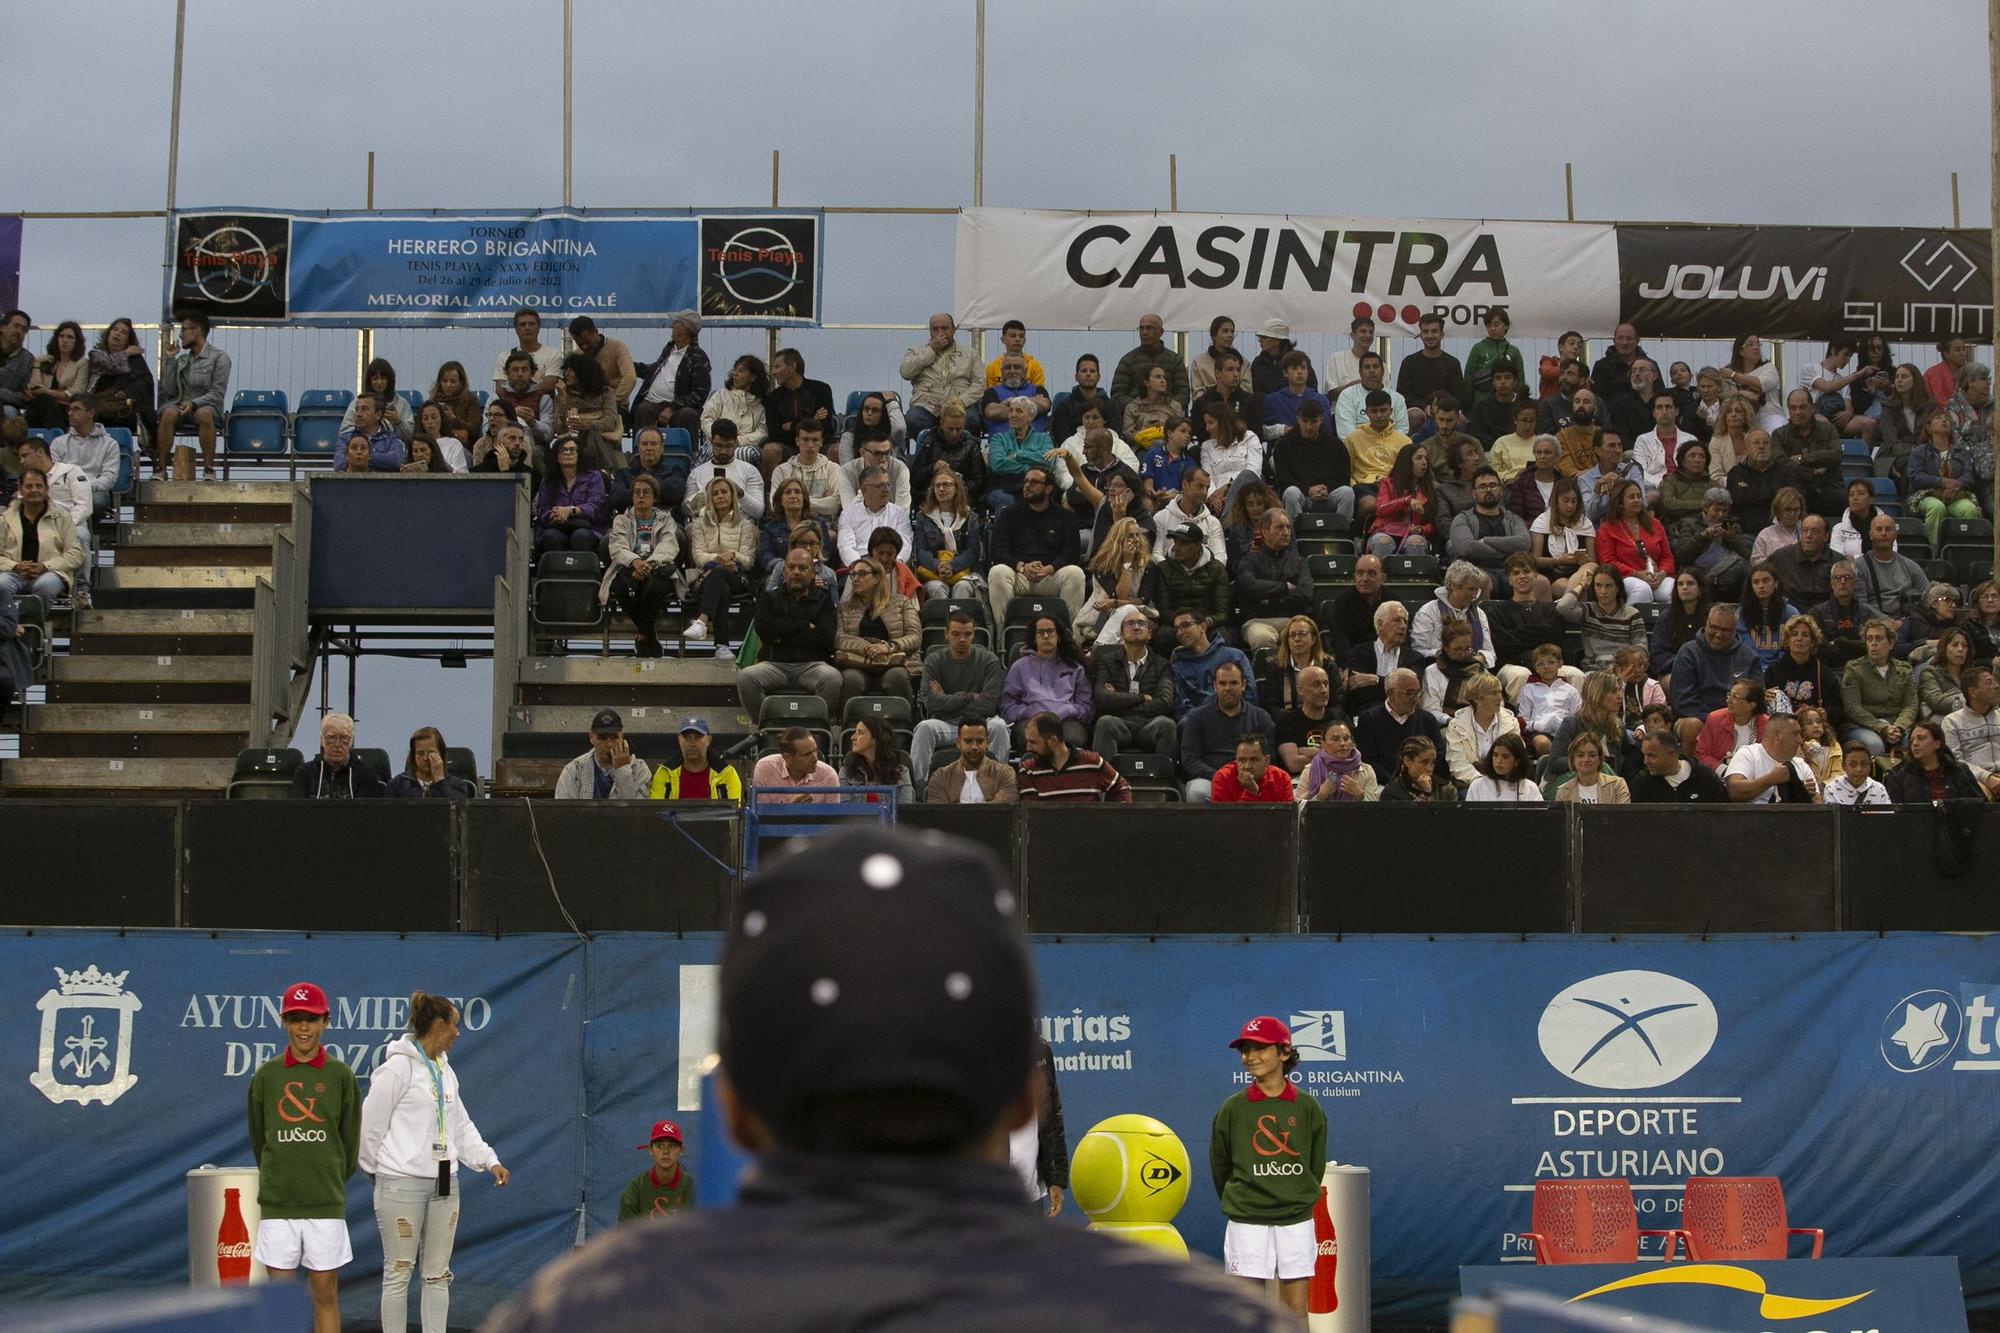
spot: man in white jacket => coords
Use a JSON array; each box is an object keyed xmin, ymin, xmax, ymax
[{"xmin": 553, "ymin": 708, "xmax": 652, "ymax": 799}]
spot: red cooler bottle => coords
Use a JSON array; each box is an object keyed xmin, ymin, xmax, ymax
[
  {"xmin": 216, "ymin": 1187, "xmax": 252, "ymax": 1284},
  {"xmin": 1309, "ymin": 1187, "xmax": 1338, "ymax": 1314}
]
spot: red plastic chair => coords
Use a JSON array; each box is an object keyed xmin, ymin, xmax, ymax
[
  {"xmin": 1522, "ymin": 1179, "xmax": 1686, "ymax": 1264},
  {"xmin": 1679, "ymin": 1177, "xmax": 1823, "ymax": 1260}
]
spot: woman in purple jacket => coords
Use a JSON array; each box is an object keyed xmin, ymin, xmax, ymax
[
  {"xmin": 1000, "ymin": 613, "xmax": 1093, "ymax": 750},
  {"xmin": 534, "ymin": 434, "xmax": 610, "ymax": 557}
]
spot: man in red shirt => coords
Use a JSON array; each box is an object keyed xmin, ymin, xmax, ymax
[{"xmin": 1208, "ymin": 735, "xmax": 1294, "ymax": 803}]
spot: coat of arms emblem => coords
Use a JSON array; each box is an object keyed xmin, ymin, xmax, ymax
[{"xmin": 30, "ymin": 965, "xmax": 142, "ymax": 1106}]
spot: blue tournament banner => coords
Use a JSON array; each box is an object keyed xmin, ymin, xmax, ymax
[
  {"xmin": 165, "ymin": 208, "xmax": 821, "ymax": 328},
  {"xmin": 0, "ymin": 214, "xmax": 21, "ymax": 314},
  {"xmin": 1461, "ymin": 1256, "xmax": 1968, "ymax": 1331},
  {"xmin": 8, "ymin": 931, "xmax": 1999, "ymax": 1328}
]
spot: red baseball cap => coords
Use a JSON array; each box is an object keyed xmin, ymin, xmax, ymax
[
  {"xmin": 1230, "ymin": 1016, "xmax": 1292, "ymax": 1049},
  {"xmin": 636, "ymin": 1120, "xmax": 683, "ymax": 1148},
  {"xmin": 280, "ymin": 982, "xmax": 329, "ymax": 1017}
]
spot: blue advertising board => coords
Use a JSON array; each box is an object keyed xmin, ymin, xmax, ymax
[
  {"xmin": 165, "ymin": 208, "xmax": 820, "ymax": 327},
  {"xmin": 1461, "ymin": 1257, "xmax": 1967, "ymax": 1331},
  {"xmin": 6, "ymin": 931, "xmax": 1997, "ymax": 1328}
]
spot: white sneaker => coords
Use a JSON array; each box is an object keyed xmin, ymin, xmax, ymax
[{"xmin": 684, "ymin": 618, "xmax": 710, "ymax": 642}]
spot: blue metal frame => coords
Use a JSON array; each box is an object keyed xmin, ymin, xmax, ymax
[{"xmin": 742, "ymin": 785, "xmax": 898, "ymax": 868}]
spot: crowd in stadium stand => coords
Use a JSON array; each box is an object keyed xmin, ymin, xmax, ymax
[{"xmin": 4, "ymin": 301, "xmax": 2000, "ymax": 806}]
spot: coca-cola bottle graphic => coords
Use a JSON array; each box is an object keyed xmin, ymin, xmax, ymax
[
  {"xmin": 1308, "ymin": 1187, "xmax": 1338, "ymax": 1314},
  {"xmin": 216, "ymin": 1186, "xmax": 252, "ymax": 1284}
]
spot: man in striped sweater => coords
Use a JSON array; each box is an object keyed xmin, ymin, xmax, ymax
[{"xmin": 1016, "ymin": 712, "xmax": 1131, "ymax": 802}]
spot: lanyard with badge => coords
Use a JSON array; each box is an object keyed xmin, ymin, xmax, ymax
[{"xmin": 418, "ymin": 1046, "xmax": 451, "ymax": 1197}]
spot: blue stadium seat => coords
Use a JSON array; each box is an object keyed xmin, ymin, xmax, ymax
[
  {"xmin": 1840, "ymin": 437, "xmax": 1870, "ymax": 461},
  {"xmin": 297, "ymin": 389, "xmax": 353, "ymax": 415},
  {"xmin": 105, "ymin": 427, "xmax": 136, "ymax": 498},
  {"xmin": 398, "ymin": 389, "xmax": 425, "ymax": 419},
  {"xmin": 26, "ymin": 428, "xmax": 59, "ymax": 449},
  {"xmin": 225, "ymin": 390, "xmax": 289, "ymax": 460},
  {"xmin": 845, "ymin": 391, "xmax": 883, "ymax": 418},
  {"xmin": 293, "ymin": 417, "xmax": 344, "ymax": 460},
  {"xmin": 660, "ymin": 427, "xmax": 694, "ymax": 456}
]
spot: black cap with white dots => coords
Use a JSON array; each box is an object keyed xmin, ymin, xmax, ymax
[{"xmin": 718, "ymin": 827, "xmax": 1035, "ymax": 1146}]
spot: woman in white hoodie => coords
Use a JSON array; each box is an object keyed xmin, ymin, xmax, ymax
[{"xmin": 359, "ymin": 992, "xmax": 508, "ymax": 1333}]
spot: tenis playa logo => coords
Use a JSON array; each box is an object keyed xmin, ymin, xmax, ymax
[{"xmin": 1537, "ymin": 970, "xmax": 1718, "ymax": 1090}]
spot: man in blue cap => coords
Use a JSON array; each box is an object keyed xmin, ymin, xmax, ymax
[
  {"xmin": 647, "ymin": 715, "xmax": 742, "ymax": 802},
  {"xmin": 485, "ymin": 829, "xmax": 1289, "ymax": 1332}
]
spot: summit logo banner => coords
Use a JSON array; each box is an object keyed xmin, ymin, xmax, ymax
[{"xmin": 1538, "ymin": 970, "xmax": 1718, "ymax": 1090}]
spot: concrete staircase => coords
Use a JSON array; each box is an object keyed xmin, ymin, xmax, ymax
[
  {"xmin": 2, "ymin": 480, "xmax": 292, "ymax": 798},
  {"xmin": 493, "ymin": 656, "xmax": 752, "ymax": 796}
]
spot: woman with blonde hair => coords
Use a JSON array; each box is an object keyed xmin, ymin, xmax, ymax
[
  {"xmin": 1444, "ymin": 672, "xmax": 1521, "ymax": 788},
  {"xmin": 1705, "ymin": 394, "xmax": 1754, "ymax": 480},
  {"xmin": 912, "ymin": 465, "xmax": 985, "ymax": 601},
  {"xmin": 835, "ymin": 555, "xmax": 921, "ymax": 706},
  {"xmin": 1076, "ymin": 516, "xmax": 1156, "ymax": 645},
  {"xmin": 1262, "ymin": 614, "xmax": 1332, "ymax": 713},
  {"xmin": 1554, "ymin": 731, "xmax": 1630, "ymax": 803},
  {"xmin": 683, "ymin": 474, "xmax": 757, "ymax": 644}
]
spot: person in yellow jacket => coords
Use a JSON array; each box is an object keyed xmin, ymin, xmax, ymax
[{"xmin": 648, "ymin": 717, "xmax": 743, "ymax": 801}]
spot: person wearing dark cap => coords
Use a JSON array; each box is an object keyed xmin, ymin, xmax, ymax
[
  {"xmin": 647, "ymin": 716, "xmax": 742, "ymax": 802},
  {"xmin": 618, "ymin": 1120, "xmax": 694, "ymax": 1223},
  {"xmin": 1212, "ymin": 1016, "xmax": 1328, "ymax": 1319},
  {"xmin": 553, "ymin": 708, "xmax": 651, "ymax": 799},
  {"xmin": 484, "ymin": 829, "xmax": 1289, "ymax": 1332}
]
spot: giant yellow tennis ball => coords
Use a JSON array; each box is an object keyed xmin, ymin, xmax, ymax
[{"xmin": 1070, "ymin": 1113, "xmax": 1191, "ymax": 1225}]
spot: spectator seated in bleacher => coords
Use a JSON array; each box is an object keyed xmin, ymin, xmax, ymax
[
  {"xmin": 910, "ymin": 400, "xmax": 983, "ymax": 499},
  {"xmin": 555, "ymin": 707, "xmax": 651, "ymax": 800},
  {"xmin": 1548, "ymin": 670, "xmax": 1629, "ymax": 780},
  {"xmin": 1002, "ymin": 612, "xmax": 1091, "ymax": 751},
  {"xmin": 1725, "ymin": 428, "xmax": 1800, "ymax": 536},
  {"xmin": 1263, "ymin": 614, "xmax": 1335, "ymax": 716},
  {"xmin": 1017, "ymin": 710, "xmax": 1132, "ymax": 803},
  {"xmin": 569, "ymin": 314, "xmax": 635, "ymax": 411},
  {"xmin": 1355, "ymin": 666, "xmax": 1447, "ymax": 787},
  {"xmin": 1723, "ymin": 712, "xmax": 1822, "ymax": 803},
  {"xmin": 923, "ymin": 718, "xmax": 1018, "ymax": 804},
  {"xmin": 1421, "ymin": 621, "xmax": 1492, "ymax": 722},
  {"xmin": 1884, "ymin": 719, "xmax": 1985, "ymax": 803},
  {"xmin": 1749, "ymin": 485, "xmax": 1806, "ymax": 564},
  {"xmin": 1179, "ymin": 658, "xmax": 1274, "ymax": 802},
  {"xmin": 1671, "ymin": 604, "xmax": 1762, "ymax": 753},
  {"xmin": 1465, "ymin": 730, "xmax": 1540, "ymax": 802},
  {"xmin": 492, "ymin": 307, "xmax": 562, "ymax": 398},
  {"xmin": 761, "ymin": 480, "xmax": 825, "ymax": 574},
  {"xmin": 1378, "ymin": 734, "xmax": 1453, "ymax": 802},
  {"xmin": 1966, "ymin": 580, "xmax": 2000, "ymax": 661},
  {"xmin": 1270, "ymin": 662, "xmax": 1334, "ymax": 777},
  {"xmin": 0, "ymin": 310, "xmax": 27, "ymax": 418},
  {"xmin": 1767, "ymin": 513, "xmax": 1835, "ymax": 609},
  {"xmin": 1150, "ymin": 468, "xmax": 1225, "ymax": 566},
  {"xmin": 409, "ymin": 402, "xmax": 466, "ymax": 472},
  {"xmin": 1051, "ymin": 352, "xmax": 1117, "ymax": 446},
  {"xmin": 984, "ymin": 397, "xmax": 1056, "ymax": 512},
  {"xmin": 769, "ymin": 418, "xmax": 841, "ymax": 522},
  {"xmin": 1220, "ymin": 480, "xmax": 1280, "ymax": 568},
  {"xmin": 343, "ymin": 358, "xmax": 413, "ymax": 445},
  {"xmin": 533, "ymin": 436, "xmax": 610, "ymax": 558},
  {"xmin": 1942, "ymin": 666, "xmax": 2000, "ymax": 800},
  {"xmin": 1595, "ymin": 477, "xmax": 1676, "ymax": 606},
  {"xmin": 1909, "ymin": 406, "xmax": 1983, "ymax": 548},
  {"xmin": 1088, "ymin": 609, "xmax": 1176, "ymax": 762},
  {"xmin": 340, "ymin": 435, "xmax": 372, "ymax": 474},
  {"xmin": 0, "ymin": 579, "xmax": 29, "ymax": 720},
  {"xmin": 1449, "ymin": 466, "xmax": 1530, "ymax": 583},
  {"xmin": 1234, "ymin": 510, "xmax": 1314, "ymax": 654},
  {"xmin": 838, "ymin": 391, "xmax": 907, "ymax": 465},
  {"xmin": 981, "ymin": 319, "xmax": 1045, "ymax": 391},
  {"xmin": 1442, "ymin": 672, "xmax": 1519, "ymax": 789},
  {"xmin": 1259, "ymin": 351, "xmax": 1330, "ymax": 444},
  {"xmin": 1075, "ymin": 517, "xmax": 1155, "ymax": 647},
  {"xmin": 912, "ymin": 465, "xmax": 984, "ymax": 603},
  {"xmin": 1666, "ymin": 484, "xmax": 1750, "ymax": 601},
  {"xmin": 1488, "ymin": 553, "xmax": 1566, "ymax": 669},
  {"xmin": 471, "ymin": 420, "xmax": 537, "ymax": 484},
  {"xmin": 909, "ymin": 609, "xmax": 1008, "ymax": 784},
  {"xmin": 348, "ymin": 393, "xmax": 407, "ymax": 473},
  {"xmin": 1410, "ymin": 560, "xmax": 1493, "ymax": 664},
  {"xmin": 1946, "ymin": 362, "xmax": 1994, "ymax": 489},
  {"xmin": 1364, "ymin": 442, "xmax": 1433, "ymax": 558},
  {"xmin": 1302, "ymin": 717, "xmax": 1377, "ymax": 802},
  {"xmin": 1053, "ymin": 421, "xmax": 1141, "ymax": 528},
  {"xmin": 1841, "ymin": 617, "xmax": 1918, "ymax": 759},
  {"xmin": 494, "ymin": 349, "xmax": 558, "ymax": 449},
  {"xmin": 1656, "ymin": 441, "xmax": 1714, "ymax": 536},
  {"xmin": 1630, "ymin": 724, "xmax": 1730, "ymax": 803},
  {"xmin": 840, "ymin": 714, "xmax": 915, "ymax": 803},
  {"xmin": 1166, "ymin": 607, "xmax": 1252, "ymax": 716},
  {"xmin": 684, "ymin": 475, "xmax": 759, "ymax": 645},
  {"xmin": 900, "ymin": 313, "xmax": 980, "ymax": 441},
  {"xmin": 684, "ymin": 420, "xmax": 765, "ymax": 521},
  {"xmin": 835, "ymin": 556, "xmax": 920, "ymax": 706},
  {"xmin": 738, "ymin": 547, "xmax": 842, "ymax": 718},
  {"xmin": 1, "ymin": 464, "xmax": 84, "ymax": 602},
  {"xmin": 291, "ymin": 712, "xmax": 385, "ymax": 799},
  {"xmin": 1394, "ymin": 314, "xmax": 1462, "ymax": 430},
  {"xmin": 1824, "ymin": 739, "xmax": 1892, "ymax": 806},
  {"xmin": 1134, "ymin": 422, "xmax": 1187, "ymax": 508},
  {"xmin": 17, "ymin": 437, "xmax": 91, "ymax": 596},
  {"xmin": 1344, "ymin": 599, "xmax": 1421, "ymax": 717},
  {"xmin": 1694, "ymin": 675, "xmax": 1769, "ymax": 773},
  {"xmin": 602, "ymin": 473, "xmax": 682, "ymax": 657},
  {"xmin": 979, "ymin": 354, "xmax": 1051, "ymax": 441},
  {"xmin": 428, "ymin": 360, "xmax": 483, "ymax": 447},
  {"xmin": 1553, "ymin": 731, "xmax": 1630, "ymax": 803},
  {"xmin": 838, "ymin": 432, "xmax": 913, "ymax": 512},
  {"xmin": 613, "ymin": 426, "xmax": 689, "ymax": 515},
  {"xmin": 986, "ymin": 463, "xmax": 1083, "ymax": 625},
  {"xmin": 385, "ymin": 726, "xmax": 476, "ymax": 800},
  {"xmin": 1209, "ymin": 733, "xmax": 1293, "ymax": 803},
  {"xmin": 1857, "ymin": 512, "xmax": 1930, "ymax": 625},
  {"xmin": 648, "ymin": 716, "xmax": 742, "ymax": 802},
  {"xmin": 84, "ymin": 317, "xmax": 155, "ymax": 441},
  {"xmin": 50, "ymin": 393, "xmax": 117, "ymax": 515},
  {"xmin": 1196, "ymin": 401, "xmax": 1264, "ymax": 513},
  {"xmin": 1736, "ymin": 563, "xmax": 1799, "ymax": 672},
  {"xmin": 631, "ymin": 310, "xmax": 710, "ymax": 436},
  {"xmin": 765, "ymin": 525, "xmax": 837, "ymax": 594},
  {"xmin": 838, "ymin": 476, "xmax": 913, "ymax": 579},
  {"xmin": 1110, "ymin": 312, "xmax": 1188, "ymax": 406},
  {"xmin": 558, "ymin": 351, "xmax": 625, "ymax": 472},
  {"xmin": 154, "ymin": 311, "xmax": 231, "ymax": 480},
  {"xmin": 1270, "ymin": 397, "xmax": 1354, "ymax": 530},
  {"xmin": 700, "ymin": 355, "xmax": 770, "ymax": 459},
  {"xmin": 1190, "ymin": 346, "xmax": 1260, "ymax": 444},
  {"xmin": 750, "ymin": 726, "xmax": 840, "ymax": 804},
  {"xmin": 1516, "ymin": 644, "xmax": 1582, "ymax": 755},
  {"xmin": 1555, "ymin": 564, "xmax": 1648, "ymax": 672}
]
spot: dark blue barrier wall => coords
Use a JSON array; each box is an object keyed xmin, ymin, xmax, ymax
[
  {"xmin": 308, "ymin": 474, "xmax": 522, "ymax": 614},
  {"xmin": 8, "ymin": 930, "xmax": 1999, "ymax": 1327}
]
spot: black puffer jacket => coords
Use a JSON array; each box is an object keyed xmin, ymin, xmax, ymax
[{"xmin": 483, "ymin": 1151, "xmax": 1288, "ymax": 1333}]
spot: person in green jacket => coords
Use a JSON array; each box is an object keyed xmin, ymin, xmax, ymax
[
  {"xmin": 619, "ymin": 1119, "xmax": 696, "ymax": 1223},
  {"xmin": 247, "ymin": 980, "xmax": 360, "ymax": 1333},
  {"xmin": 1210, "ymin": 1015, "xmax": 1327, "ymax": 1318},
  {"xmin": 1464, "ymin": 307, "xmax": 1527, "ymax": 403}
]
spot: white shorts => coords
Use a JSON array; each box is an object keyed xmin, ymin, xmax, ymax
[
  {"xmin": 1223, "ymin": 1217, "xmax": 1317, "ymax": 1280},
  {"xmin": 253, "ymin": 1217, "xmax": 353, "ymax": 1272}
]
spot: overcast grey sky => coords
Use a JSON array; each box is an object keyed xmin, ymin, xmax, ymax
[{"xmin": 10, "ymin": 0, "xmax": 1994, "ymax": 769}]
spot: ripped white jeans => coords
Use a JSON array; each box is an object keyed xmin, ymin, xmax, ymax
[{"xmin": 374, "ymin": 1173, "xmax": 459, "ymax": 1333}]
